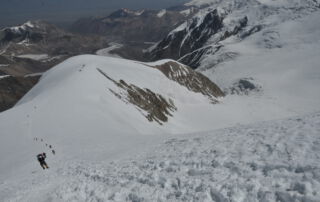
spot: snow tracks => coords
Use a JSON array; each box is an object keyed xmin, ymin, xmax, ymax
[{"xmin": 2, "ymin": 112, "xmax": 320, "ymax": 201}]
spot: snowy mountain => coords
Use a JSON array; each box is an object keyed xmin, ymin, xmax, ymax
[
  {"xmin": 1, "ymin": 0, "xmax": 320, "ymax": 201},
  {"xmin": 147, "ymin": 0, "xmax": 320, "ymax": 120},
  {"xmin": 0, "ymin": 55, "xmax": 225, "ymax": 178},
  {"xmin": 0, "ymin": 54, "xmax": 242, "ymax": 201},
  {"xmin": 148, "ymin": 0, "xmax": 320, "ymax": 69}
]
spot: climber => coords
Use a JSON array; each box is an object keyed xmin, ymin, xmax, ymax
[{"xmin": 37, "ymin": 152, "xmax": 49, "ymax": 169}]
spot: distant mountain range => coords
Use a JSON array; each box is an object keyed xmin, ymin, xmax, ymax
[
  {"xmin": 0, "ymin": 20, "xmax": 108, "ymax": 111},
  {"xmin": 72, "ymin": 6, "xmax": 198, "ymax": 43}
]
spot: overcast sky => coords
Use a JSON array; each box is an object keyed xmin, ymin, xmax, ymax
[{"xmin": 0, "ymin": 0, "xmax": 188, "ymax": 27}]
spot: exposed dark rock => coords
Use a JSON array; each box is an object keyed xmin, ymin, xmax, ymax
[
  {"xmin": 0, "ymin": 75, "xmax": 40, "ymax": 112},
  {"xmin": 0, "ymin": 55, "xmax": 12, "ymax": 65},
  {"xmin": 147, "ymin": 9, "xmax": 249, "ymax": 69},
  {"xmin": 97, "ymin": 68, "xmax": 177, "ymax": 125},
  {"xmin": 148, "ymin": 9, "xmax": 224, "ymax": 63},
  {"xmin": 149, "ymin": 61, "xmax": 224, "ymax": 103},
  {"xmin": 97, "ymin": 61, "xmax": 224, "ymax": 124},
  {"xmin": 227, "ymin": 78, "xmax": 262, "ymax": 95}
]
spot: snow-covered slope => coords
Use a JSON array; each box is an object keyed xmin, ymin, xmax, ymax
[
  {"xmin": 148, "ymin": 0, "xmax": 320, "ymax": 124},
  {"xmin": 0, "ymin": 55, "xmax": 225, "ymax": 180},
  {"xmin": 203, "ymin": 9, "xmax": 320, "ymax": 116},
  {"xmin": 1, "ymin": 110, "xmax": 319, "ymax": 201}
]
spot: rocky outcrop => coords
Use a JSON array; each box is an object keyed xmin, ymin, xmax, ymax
[
  {"xmin": 147, "ymin": 9, "xmax": 248, "ymax": 69},
  {"xmin": 149, "ymin": 61, "xmax": 224, "ymax": 103},
  {"xmin": 227, "ymin": 78, "xmax": 262, "ymax": 95},
  {"xmin": 96, "ymin": 60, "xmax": 223, "ymax": 124},
  {"xmin": 149, "ymin": 9, "xmax": 223, "ymax": 61},
  {"xmin": 97, "ymin": 68, "xmax": 177, "ymax": 125}
]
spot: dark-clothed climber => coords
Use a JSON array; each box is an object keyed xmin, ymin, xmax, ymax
[{"xmin": 37, "ymin": 153, "xmax": 49, "ymax": 169}]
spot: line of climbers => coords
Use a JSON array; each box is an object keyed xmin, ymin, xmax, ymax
[{"xmin": 34, "ymin": 137, "xmax": 56, "ymax": 169}]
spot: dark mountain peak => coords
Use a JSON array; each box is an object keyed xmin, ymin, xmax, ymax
[
  {"xmin": 146, "ymin": 9, "xmax": 224, "ymax": 66},
  {"xmin": 146, "ymin": 8, "xmax": 249, "ymax": 69},
  {"xmin": 0, "ymin": 20, "xmax": 67, "ymax": 44}
]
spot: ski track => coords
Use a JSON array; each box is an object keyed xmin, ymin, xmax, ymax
[{"xmin": 1, "ymin": 112, "xmax": 320, "ymax": 202}]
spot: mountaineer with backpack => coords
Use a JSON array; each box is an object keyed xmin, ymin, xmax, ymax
[{"xmin": 37, "ymin": 153, "xmax": 49, "ymax": 169}]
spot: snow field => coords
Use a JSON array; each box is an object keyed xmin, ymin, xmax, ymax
[{"xmin": 1, "ymin": 112, "xmax": 320, "ymax": 201}]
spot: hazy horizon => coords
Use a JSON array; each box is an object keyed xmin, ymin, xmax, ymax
[{"xmin": 0, "ymin": 0, "xmax": 188, "ymax": 28}]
